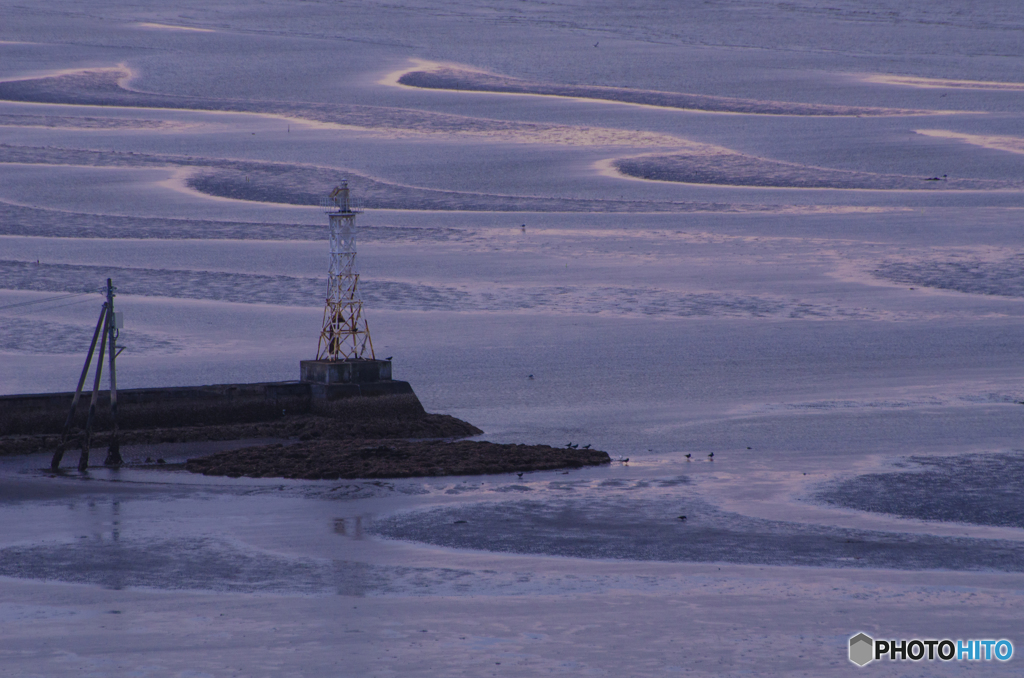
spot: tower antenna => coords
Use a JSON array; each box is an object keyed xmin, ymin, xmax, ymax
[{"xmin": 316, "ymin": 181, "xmax": 375, "ymax": 361}]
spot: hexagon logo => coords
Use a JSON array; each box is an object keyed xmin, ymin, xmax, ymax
[{"xmin": 849, "ymin": 633, "xmax": 874, "ymax": 666}]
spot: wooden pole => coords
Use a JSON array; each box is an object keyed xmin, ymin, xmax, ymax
[
  {"xmin": 52, "ymin": 302, "xmax": 107, "ymax": 471},
  {"xmin": 103, "ymin": 279, "xmax": 122, "ymax": 466},
  {"xmin": 79, "ymin": 305, "xmax": 110, "ymax": 472}
]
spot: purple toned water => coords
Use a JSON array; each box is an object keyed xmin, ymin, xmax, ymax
[{"xmin": 2, "ymin": 1, "xmax": 1024, "ymax": 675}]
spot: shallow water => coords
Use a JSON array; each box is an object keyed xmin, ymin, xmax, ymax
[{"xmin": 2, "ymin": 0, "xmax": 1024, "ymax": 675}]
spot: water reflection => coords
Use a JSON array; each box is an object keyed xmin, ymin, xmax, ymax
[{"xmin": 333, "ymin": 515, "xmax": 369, "ymax": 539}]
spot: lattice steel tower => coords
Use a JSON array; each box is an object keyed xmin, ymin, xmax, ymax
[{"xmin": 316, "ymin": 182, "xmax": 375, "ymax": 361}]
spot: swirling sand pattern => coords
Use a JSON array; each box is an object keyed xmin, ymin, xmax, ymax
[
  {"xmin": 396, "ymin": 65, "xmax": 945, "ymax": 117},
  {"xmin": 0, "ymin": 200, "xmax": 469, "ymax": 242},
  {"xmin": 0, "ymin": 316, "xmax": 179, "ymax": 355},
  {"xmin": 874, "ymin": 254, "xmax": 1024, "ymax": 297},
  {"xmin": 0, "ymin": 113, "xmax": 175, "ymax": 130},
  {"xmin": 613, "ymin": 151, "xmax": 1021, "ymax": 190},
  {"xmin": 0, "ymin": 69, "xmax": 682, "ymax": 147},
  {"xmin": 0, "ymin": 144, "xmax": 773, "ymax": 212},
  {"xmin": 815, "ymin": 453, "xmax": 1024, "ymax": 529},
  {"xmin": 371, "ymin": 495, "xmax": 1024, "ymax": 570},
  {"xmin": 0, "ymin": 260, "xmax": 876, "ymax": 321}
]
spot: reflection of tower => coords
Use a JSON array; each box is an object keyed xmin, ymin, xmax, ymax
[{"xmin": 316, "ymin": 182, "xmax": 375, "ymax": 361}]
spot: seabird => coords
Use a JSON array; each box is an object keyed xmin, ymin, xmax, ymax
[
  {"xmin": 707, "ymin": 452, "xmax": 714, "ymax": 460},
  {"xmin": 582, "ymin": 444, "xmax": 591, "ymax": 449},
  {"xmin": 685, "ymin": 453, "xmax": 691, "ymax": 460},
  {"xmin": 386, "ymin": 356, "xmax": 393, "ymax": 360},
  {"xmin": 678, "ymin": 515, "xmax": 687, "ymax": 521},
  {"xmin": 517, "ymin": 472, "xmax": 524, "ymax": 479},
  {"xmin": 566, "ymin": 442, "xmax": 574, "ymax": 448},
  {"xmin": 528, "ymin": 374, "xmax": 534, "ymax": 379}
]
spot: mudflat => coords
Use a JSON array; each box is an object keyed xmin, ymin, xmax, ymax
[{"xmin": 185, "ymin": 439, "xmax": 611, "ymax": 479}]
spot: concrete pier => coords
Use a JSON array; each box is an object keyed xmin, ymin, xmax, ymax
[{"xmin": 1, "ymin": 377, "xmax": 421, "ymax": 437}]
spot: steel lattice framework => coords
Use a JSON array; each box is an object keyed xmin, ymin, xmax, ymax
[{"xmin": 316, "ymin": 183, "xmax": 375, "ymax": 361}]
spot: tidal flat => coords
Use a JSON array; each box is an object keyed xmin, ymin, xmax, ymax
[{"xmin": 2, "ymin": 1, "xmax": 1024, "ymax": 675}]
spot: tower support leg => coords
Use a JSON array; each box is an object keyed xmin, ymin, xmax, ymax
[
  {"xmin": 79, "ymin": 306, "xmax": 110, "ymax": 472},
  {"xmin": 52, "ymin": 302, "xmax": 107, "ymax": 471}
]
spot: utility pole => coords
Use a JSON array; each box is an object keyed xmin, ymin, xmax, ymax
[
  {"xmin": 78, "ymin": 304, "xmax": 109, "ymax": 471},
  {"xmin": 103, "ymin": 278, "xmax": 122, "ymax": 466},
  {"xmin": 51, "ymin": 278, "xmax": 123, "ymax": 471},
  {"xmin": 51, "ymin": 302, "xmax": 106, "ymax": 470}
]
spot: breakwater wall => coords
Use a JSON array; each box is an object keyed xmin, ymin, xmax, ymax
[{"xmin": 0, "ymin": 380, "xmax": 420, "ymax": 436}]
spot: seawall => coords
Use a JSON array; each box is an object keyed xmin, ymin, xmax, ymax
[{"xmin": 0, "ymin": 380, "xmax": 421, "ymax": 437}]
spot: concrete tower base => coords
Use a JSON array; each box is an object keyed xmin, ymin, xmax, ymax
[{"xmin": 299, "ymin": 359, "xmax": 414, "ymax": 401}]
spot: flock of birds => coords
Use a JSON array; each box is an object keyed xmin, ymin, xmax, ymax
[
  {"xmin": 521, "ymin": 379, "xmax": 734, "ymax": 525},
  {"xmin": 532, "ymin": 373, "xmax": 726, "ymax": 465},
  {"xmin": 511, "ymin": 438, "xmax": 739, "ymax": 525},
  {"xmin": 562, "ymin": 441, "xmax": 719, "ymax": 463}
]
